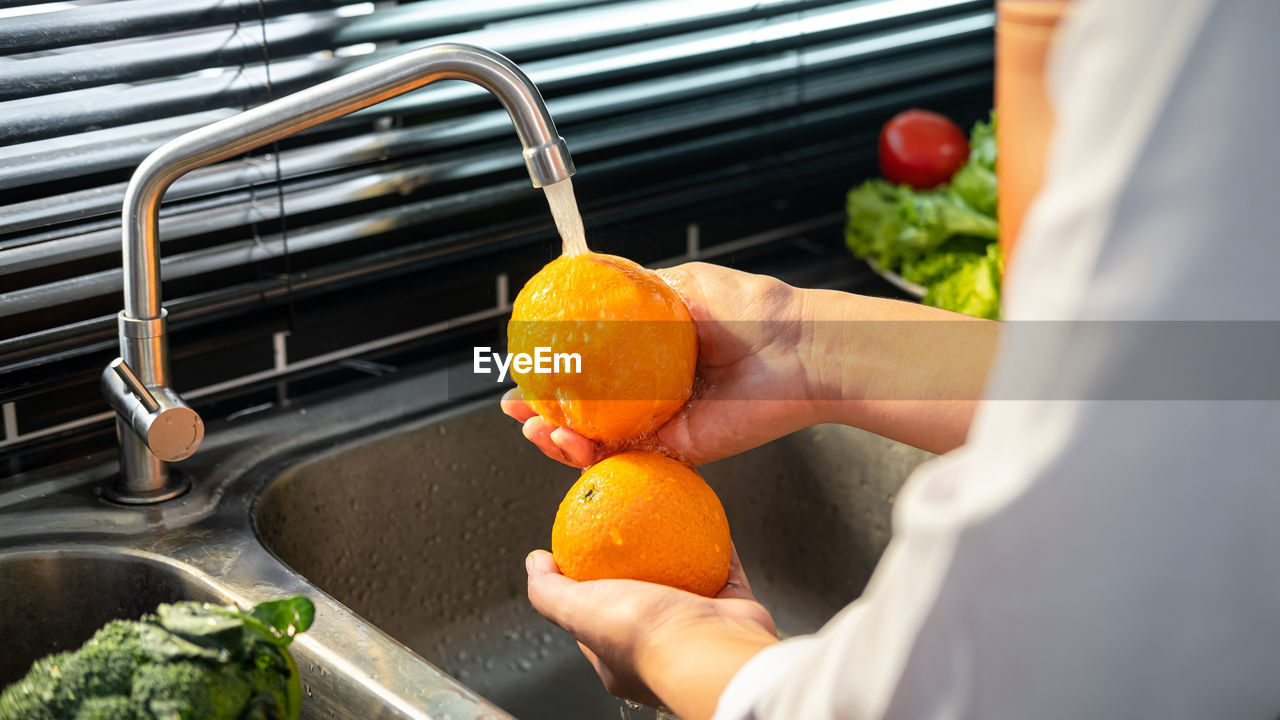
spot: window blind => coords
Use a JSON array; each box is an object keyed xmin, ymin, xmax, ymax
[{"xmin": 0, "ymin": 0, "xmax": 994, "ymax": 465}]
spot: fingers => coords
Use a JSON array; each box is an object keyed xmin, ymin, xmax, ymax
[
  {"xmin": 528, "ymin": 546, "xmax": 772, "ymax": 707},
  {"xmin": 529, "ymin": 559, "xmax": 660, "ymax": 706},
  {"xmin": 505, "ymin": 389, "xmax": 601, "ymax": 468},
  {"xmin": 522, "ymin": 417, "xmax": 575, "ymax": 465},
  {"xmin": 550, "ymin": 426, "xmax": 600, "ymax": 467},
  {"xmin": 522, "ymin": 417, "xmax": 601, "ymax": 468},
  {"xmin": 500, "ymin": 388, "xmax": 536, "ymax": 421}
]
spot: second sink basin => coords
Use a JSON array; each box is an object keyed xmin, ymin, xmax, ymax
[{"xmin": 256, "ymin": 399, "xmax": 932, "ymax": 719}]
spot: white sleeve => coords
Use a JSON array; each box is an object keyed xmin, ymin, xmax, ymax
[{"xmin": 713, "ymin": 0, "xmax": 1280, "ymax": 718}]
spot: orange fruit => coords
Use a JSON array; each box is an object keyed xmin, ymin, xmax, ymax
[
  {"xmin": 551, "ymin": 451, "xmax": 731, "ymax": 596},
  {"xmin": 507, "ymin": 252, "xmax": 697, "ymax": 446}
]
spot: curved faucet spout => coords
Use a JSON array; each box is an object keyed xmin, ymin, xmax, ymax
[
  {"xmin": 123, "ymin": 43, "xmax": 574, "ymax": 321},
  {"xmin": 108, "ymin": 43, "xmax": 575, "ymax": 502}
]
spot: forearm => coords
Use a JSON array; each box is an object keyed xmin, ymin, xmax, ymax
[
  {"xmin": 639, "ymin": 619, "xmax": 778, "ymax": 720},
  {"xmin": 797, "ymin": 289, "xmax": 999, "ymax": 454}
]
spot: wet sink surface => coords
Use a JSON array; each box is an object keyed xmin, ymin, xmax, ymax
[{"xmin": 256, "ymin": 402, "xmax": 932, "ymax": 719}]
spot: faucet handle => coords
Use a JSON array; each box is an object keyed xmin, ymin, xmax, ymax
[
  {"xmin": 110, "ymin": 358, "xmax": 160, "ymax": 413},
  {"xmin": 102, "ymin": 358, "xmax": 204, "ymax": 462}
]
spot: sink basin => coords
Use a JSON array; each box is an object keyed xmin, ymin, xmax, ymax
[
  {"xmin": 256, "ymin": 400, "xmax": 933, "ymax": 719},
  {"xmin": 0, "ymin": 543, "xmax": 483, "ymax": 720},
  {"xmin": 0, "ymin": 548, "xmax": 232, "ymax": 686}
]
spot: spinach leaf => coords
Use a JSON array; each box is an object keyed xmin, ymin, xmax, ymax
[
  {"xmin": 249, "ymin": 596, "xmax": 316, "ymax": 645},
  {"xmin": 142, "ymin": 596, "xmax": 316, "ymax": 666}
]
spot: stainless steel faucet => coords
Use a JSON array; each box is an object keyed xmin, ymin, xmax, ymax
[{"xmin": 101, "ymin": 43, "xmax": 576, "ymax": 503}]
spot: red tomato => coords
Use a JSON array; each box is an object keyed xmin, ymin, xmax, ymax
[{"xmin": 878, "ymin": 109, "xmax": 970, "ymax": 189}]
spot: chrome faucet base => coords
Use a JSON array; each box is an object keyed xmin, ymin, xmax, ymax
[{"xmin": 102, "ymin": 467, "xmax": 191, "ymax": 505}]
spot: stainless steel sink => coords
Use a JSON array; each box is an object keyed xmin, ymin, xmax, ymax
[
  {"xmin": 0, "ymin": 539, "xmax": 505, "ymax": 719},
  {"xmin": 0, "ymin": 548, "xmax": 231, "ymax": 685},
  {"xmin": 256, "ymin": 402, "xmax": 933, "ymax": 720},
  {"xmin": 1, "ymin": 362, "xmax": 931, "ymax": 720},
  {"xmin": 0, "ymin": 368, "xmax": 529, "ymax": 720}
]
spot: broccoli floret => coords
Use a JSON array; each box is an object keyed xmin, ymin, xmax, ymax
[
  {"xmin": 1, "ymin": 651, "xmax": 68, "ymax": 720},
  {"xmin": 0, "ymin": 597, "xmax": 313, "ymax": 720},
  {"xmin": 132, "ymin": 661, "xmax": 255, "ymax": 719},
  {"xmin": 73, "ymin": 697, "xmax": 136, "ymax": 720},
  {"xmin": 60, "ymin": 623, "xmax": 150, "ymax": 700}
]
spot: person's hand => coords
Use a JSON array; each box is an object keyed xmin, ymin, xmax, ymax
[
  {"xmin": 502, "ymin": 262, "xmax": 824, "ymax": 467},
  {"xmin": 526, "ymin": 547, "xmax": 778, "ymax": 720}
]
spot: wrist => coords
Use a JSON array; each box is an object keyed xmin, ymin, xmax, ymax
[
  {"xmin": 637, "ymin": 614, "xmax": 778, "ymax": 720},
  {"xmin": 789, "ymin": 286, "xmax": 854, "ymax": 425},
  {"xmin": 793, "ymin": 290, "xmax": 999, "ymax": 450}
]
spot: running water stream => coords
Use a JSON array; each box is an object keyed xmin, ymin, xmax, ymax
[
  {"xmin": 545, "ymin": 179, "xmax": 681, "ymax": 720},
  {"xmin": 542, "ymin": 177, "xmax": 589, "ymax": 256}
]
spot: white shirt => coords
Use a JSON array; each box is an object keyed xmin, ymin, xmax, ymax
[{"xmin": 715, "ymin": 1, "xmax": 1280, "ymax": 718}]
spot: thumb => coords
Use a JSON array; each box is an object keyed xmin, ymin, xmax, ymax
[
  {"xmin": 526, "ymin": 550, "xmax": 589, "ymax": 635},
  {"xmin": 526, "ymin": 548, "xmax": 560, "ymax": 578},
  {"xmin": 654, "ymin": 265, "xmax": 688, "ymax": 290},
  {"xmin": 654, "ymin": 265, "xmax": 704, "ymax": 315}
]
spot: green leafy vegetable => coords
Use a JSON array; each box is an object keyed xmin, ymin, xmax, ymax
[
  {"xmin": 901, "ymin": 246, "xmax": 987, "ymax": 287},
  {"xmin": 844, "ymin": 179, "xmax": 907, "ymax": 268},
  {"xmin": 922, "ymin": 243, "xmax": 1002, "ymax": 320},
  {"xmin": 950, "ymin": 114, "xmax": 997, "ymax": 216},
  {"xmin": 845, "ymin": 112, "xmax": 1001, "ymax": 318},
  {"xmin": 0, "ymin": 597, "xmax": 314, "ymax": 720},
  {"xmin": 247, "ymin": 597, "xmax": 315, "ymax": 645},
  {"xmin": 896, "ymin": 186, "xmax": 997, "ymax": 251}
]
